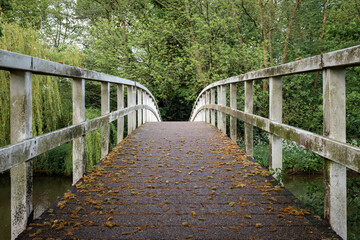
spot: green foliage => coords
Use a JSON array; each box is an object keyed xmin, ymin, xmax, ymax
[{"xmin": 297, "ymin": 175, "xmax": 360, "ymax": 240}]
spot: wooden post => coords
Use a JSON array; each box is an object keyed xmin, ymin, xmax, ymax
[
  {"xmin": 10, "ymin": 71, "xmax": 33, "ymax": 240},
  {"xmin": 72, "ymin": 78, "xmax": 85, "ymax": 184},
  {"xmin": 127, "ymin": 86, "xmax": 133, "ymax": 134},
  {"xmin": 137, "ymin": 89, "xmax": 142, "ymax": 127},
  {"xmin": 269, "ymin": 76, "xmax": 283, "ymax": 178},
  {"xmin": 211, "ymin": 88, "xmax": 215, "ymax": 126},
  {"xmin": 117, "ymin": 84, "xmax": 124, "ymax": 143},
  {"xmin": 217, "ymin": 86, "xmax": 220, "ymax": 129},
  {"xmin": 230, "ymin": 83, "xmax": 237, "ymax": 142},
  {"xmin": 142, "ymin": 91, "xmax": 146, "ymax": 124},
  {"xmin": 132, "ymin": 86, "xmax": 137, "ymax": 130},
  {"xmin": 206, "ymin": 91, "xmax": 210, "ymax": 123},
  {"xmin": 201, "ymin": 95, "xmax": 205, "ymax": 122},
  {"xmin": 219, "ymin": 85, "xmax": 227, "ymax": 134},
  {"xmin": 101, "ymin": 82, "xmax": 110, "ymax": 158},
  {"xmin": 323, "ymin": 68, "xmax": 347, "ymax": 240},
  {"xmin": 244, "ymin": 81, "xmax": 253, "ymax": 156}
]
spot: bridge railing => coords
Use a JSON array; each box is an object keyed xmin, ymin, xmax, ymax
[
  {"xmin": 0, "ymin": 49, "xmax": 161, "ymax": 239},
  {"xmin": 190, "ymin": 45, "xmax": 360, "ymax": 240}
]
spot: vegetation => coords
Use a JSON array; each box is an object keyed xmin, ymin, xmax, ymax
[{"xmin": 0, "ymin": 0, "xmax": 359, "ymax": 236}]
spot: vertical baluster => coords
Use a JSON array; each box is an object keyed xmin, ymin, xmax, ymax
[
  {"xmin": 101, "ymin": 82, "xmax": 110, "ymax": 158},
  {"xmin": 117, "ymin": 84, "xmax": 124, "ymax": 143},
  {"xmin": 211, "ymin": 88, "xmax": 215, "ymax": 126},
  {"xmin": 142, "ymin": 91, "xmax": 146, "ymax": 124},
  {"xmin": 323, "ymin": 68, "xmax": 347, "ymax": 240},
  {"xmin": 72, "ymin": 78, "xmax": 85, "ymax": 184},
  {"xmin": 10, "ymin": 71, "xmax": 33, "ymax": 240},
  {"xmin": 230, "ymin": 83, "xmax": 237, "ymax": 142},
  {"xmin": 138, "ymin": 89, "xmax": 142, "ymax": 127},
  {"xmin": 244, "ymin": 81, "xmax": 253, "ymax": 156},
  {"xmin": 219, "ymin": 85, "xmax": 227, "ymax": 134},
  {"xmin": 201, "ymin": 95, "xmax": 205, "ymax": 122},
  {"xmin": 206, "ymin": 91, "xmax": 210, "ymax": 123},
  {"xmin": 269, "ymin": 76, "xmax": 283, "ymax": 178},
  {"xmin": 127, "ymin": 86, "xmax": 133, "ymax": 134},
  {"xmin": 132, "ymin": 86, "xmax": 137, "ymax": 130},
  {"xmin": 217, "ymin": 86, "xmax": 220, "ymax": 129}
]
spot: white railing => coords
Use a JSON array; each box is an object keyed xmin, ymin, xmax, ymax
[
  {"xmin": 0, "ymin": 49, "xmax": 162, "ymax": 239},
  {"xmin": 190, "ymin": 45, "xmax": 360, "ymax": 240}
]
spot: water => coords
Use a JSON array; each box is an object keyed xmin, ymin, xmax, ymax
[
  {"xmin": 0, "ymin": 174, "xmax": 72, "ymax": 240},
  {"xmin": 283, "ymin": 174, "xmax": 323, "ymax": 201}
]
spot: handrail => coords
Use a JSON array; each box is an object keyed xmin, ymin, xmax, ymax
[
  {"xmin": 0, "ymin": 49, "xmax": 161, "ymax": 112},
  {"xmin": 190, "ymin": 45, "xmax": 360, "ymax": 240},
  {"xmin": 190, "ymin": 45, "xmax": 360, "ymax": 120},
  {"xmin": 0, "ymin": 49, "xmax": 162, "ymax": 239}
]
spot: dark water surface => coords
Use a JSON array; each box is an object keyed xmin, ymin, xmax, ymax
[{"xmin": 0, "ymin": 174, "xmax": 71, "ymax": 240}]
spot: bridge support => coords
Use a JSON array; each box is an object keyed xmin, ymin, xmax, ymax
[
  {"xmin": 117, "ymin": 84, "xmax": 124, "ymax": 143},
  {"xmin": 206, "ymin": 91, "xmax": 210, "ymax": 123},
  {"xmin": 73, "ymin": 78, "xmax": 86, "ymax": 184},
  {"xmin": 244, "ymin": 81, "xmax": 253, "ymax": 156},
  {"xmin": 269, "ymin": 76, "xmax": 283, "ymax": 178},
  {"xmin": 138, "ymin": 89, "xmax": 142, "ymax": 127},
  {"xmin": 230, "ymin": 83, "xmax": 237, "ymax": 142},
  {"xmin": 142, "ymin": 91, "xmax": 147, "ymax": 124},
  {"xmin": 10, "ymin": 70, "xmax": 33, "ymax": 240},
  {"xmin": 323, "ymin": 68, "xmax": 347, "ymax": 240},
  {"xmin": 101, "ymin": 82, "xmax": 110, "ymax": 158},
  {"xmin": 211, "ymin": 88, "xmax": 215, "ymax": 126},
  {"xmin": 127, "ymin": 86, "xmax": 134, "ymax": 133},
  {"xmin": 218, "ymin": 85, "xmax": 226, "ymax": 134}
]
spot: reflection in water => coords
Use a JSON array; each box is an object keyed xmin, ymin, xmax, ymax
[
  {"xmin": 0, "ymin": 174, "xmax": 71, "ymax": 240},
  {"xmin": 283, "ymin": 174, "xmax": 323, "ymax": 200}
]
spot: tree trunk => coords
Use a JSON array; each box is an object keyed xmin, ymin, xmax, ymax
[
  {"xmin": 184, "ymin": 0, "xmax": 204, "ymax": 85},
  {"xmin": 313, "ymin": 0, "xmax": 330, "ymax": 94},
  {"xmin": 259, "ymin": 0, "xmax": 268, "ymax": 91},
  {"xmin": 282, "ymin": 0, "xmax": 301, "ymax": 64}
]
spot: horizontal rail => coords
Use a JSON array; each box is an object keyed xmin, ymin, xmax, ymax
[
  {"xmin": 0, "ymin": 105, "xmax": 159, "ymax": 173},
  {"xmin": 0, "ymin": 49, "xmax": 161, "ymax": 114},
  {"xmin": 193, "ymin": 104, "xmax": 360, "ymax": 173},
  {"xmin": 190, "ymin": 45, "xmax": 360, "ymax": 239},
  {"xmin": 190, "ymin": 45, "xmax": 360, "ymax": 119}
]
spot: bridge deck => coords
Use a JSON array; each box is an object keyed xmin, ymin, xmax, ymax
[{"xmin": 19, "ymin": 122, "xmax": 338, "ymax": 239}]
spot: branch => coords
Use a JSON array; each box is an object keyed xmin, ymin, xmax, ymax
[{"xmin": 240, "ymin": 0, "xmax": 258, "ymax": 28}]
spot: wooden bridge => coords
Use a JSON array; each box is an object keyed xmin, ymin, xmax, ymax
[{"xmin": 0, "ymin": 46, "xmax": 359, "ymax": 239}]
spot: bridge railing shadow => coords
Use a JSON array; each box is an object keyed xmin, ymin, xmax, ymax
[
  {"xmin": 190, "ymin": 45, "xmax": 360, "ymax": 240},
  {"xmin": 0, "ymin": 49, "xmax": 161, "ymax": 239}
]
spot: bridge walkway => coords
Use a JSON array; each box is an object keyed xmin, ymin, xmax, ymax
[{"xmin": 18, "ymin": 122, "xmax": 338, "ymax": 239}]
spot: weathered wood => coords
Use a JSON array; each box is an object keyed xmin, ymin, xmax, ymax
[
  {"xmin": 0, "ymin": 105, "xmax": 159, "ymax": 173},
  {"xmin": 72, "ymin": 78, "xmax": 86, "ymax": 184},
  {"xmin": 10, "ymin": 70, "xmax": 33, "ymax": 240},
  {"xmin": 190, "ymin": 45, "xmax": 360, "ymax": 120},
  {"xmin": 127, "ymin": 86, "xmax": 134, "ymax": 134},
  {"xmin": 210, "ymin": 88, "xmax": 215, "ymax": 126},
  {"xmin": 0, "ymin": 49, "xmax": 160, "ymax": 108},
  {"xmin": 117, "ymin": 84, "xmax": 124, "ymax": 143},
  {"xmin": 244, "ymin": 81, "xmax": 253, "ymax": 157},
  {"xmin": 206, "ymin": 91, "xmax": 210, "ymax": 123},
  {"xmin": 137, "ymin": 89, "xmax": 142, "ymax": 127},
  {"xmin": 18, "ymin": 122, "xmax": 339, "ymax": 240},
  {"xmin": 101, "ymin": 82, "xmax": 110, "ymax": 158},
  {"xmin": 230, "ymin": 83, "xmax": 237, "ymax": 142},
  {"xmin": 142, "ymin": 91, "xmax": 146, "ymax": 124},
  {"xmin": 323, "ymin": 68, "xmax": 347, "ymax": 240},
  {"xmin": 219, "ymin": 85, "xmax": 227, "ymax": 134},
  {"xmin": 192, "ymin": 104, "xmax": 360, "ymax": 173},
  {"xmin": 269, "ymin": 76, "xmax": 283, "ymax": 178}
]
